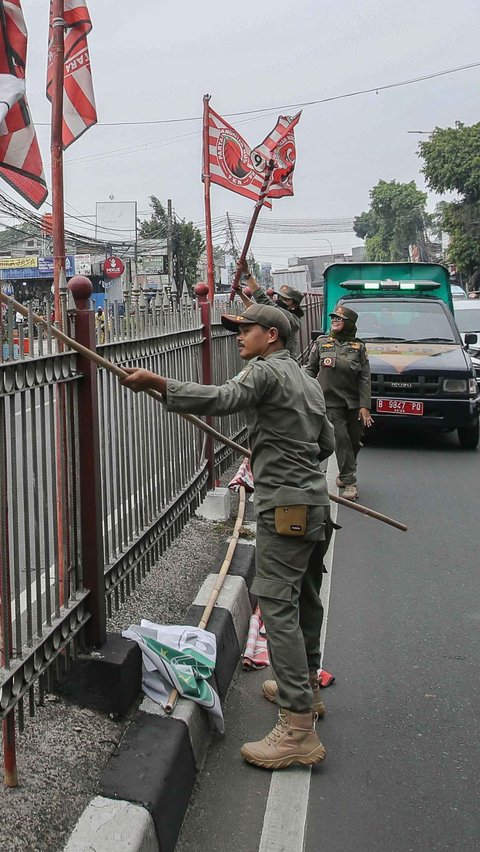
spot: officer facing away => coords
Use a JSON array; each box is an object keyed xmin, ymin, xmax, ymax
[{"xmin": 120, "ymin": 303, "xmax": 335, "ymax": 769}]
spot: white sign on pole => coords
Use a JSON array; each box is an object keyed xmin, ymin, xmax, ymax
[
  {"xmin": 75, "ymin": 254, "xmax": 92, "ymax": 275},
  {"xmin": 96, "ymin": 201, "xmax": 137, "ymax": 243}
]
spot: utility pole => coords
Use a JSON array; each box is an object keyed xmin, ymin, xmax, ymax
[
  {"xmin": 226, "ymin": 212, "xmax": 239, "ymax": 260},
  {"xmin": 167, "ymin": 199, "xmax": 174, "ymax": 291}
]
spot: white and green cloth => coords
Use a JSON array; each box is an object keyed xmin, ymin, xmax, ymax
[{"xmin": 123, "ymin": 620, "xmax": 224, "ymax": 733}]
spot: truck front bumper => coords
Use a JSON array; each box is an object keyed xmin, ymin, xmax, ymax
[{"xmin": 372, "ymin": 395, "xmax": 480, "ymax": 429}]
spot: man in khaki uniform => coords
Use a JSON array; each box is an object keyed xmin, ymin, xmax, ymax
[
  {"xmin": 233, "ymin": 260, "xmax": 304, "ymax": 357},
  {"xmin": 121, "ymin": 303, "xmax": 335, "ymax": 770},
  {"xmin": 305, "ymin": 303, "xmax": 373, "ymax": 501}
]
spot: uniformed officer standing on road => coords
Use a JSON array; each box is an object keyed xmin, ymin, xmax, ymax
[
  {"xmin": 233, "ymin": 259, "xmax": 304, "ymax": 357},
  {"xmin": 305, "ymin": 303, "xmax": 373, "ymax": 501},
  {"xmin": 121, "ymin": 303, "xmax": 335, "ymax": 770}
]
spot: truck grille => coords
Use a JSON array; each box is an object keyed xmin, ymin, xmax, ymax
[{"xmin": 371, "ymin": 374, "xmax": 442, "ymax": 396}]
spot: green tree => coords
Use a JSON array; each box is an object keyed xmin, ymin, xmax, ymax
[
  {"xmin": 353, "ymin": 179, "xmax": 429, "ymax": 261},
  {"xmin": 419, "ymin": 122, "xmax": 480, "ymax": 282},
  {"xmin": 139, "ymin": 197, "xmax": 205, "ymax": 297}
]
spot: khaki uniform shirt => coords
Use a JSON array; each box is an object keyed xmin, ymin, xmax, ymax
[
  {"xmin": 251, "ymin": 288, "xmax": 302, "ymax": 357},
  {"xmin": 166, "ymin": 350, "xmax": 334, "ymax": 513},
  {"xmin": 305, "ymin": 335, "xmax": 371, "ymax": 410}
]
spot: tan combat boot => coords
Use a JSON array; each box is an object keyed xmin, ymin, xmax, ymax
[
  {"xmin": 241, "ymin": 710, "xmax": 326, "ymax": 769},
  {"xmin": 262, "ymin": 678, "xmax": 326, "ymax": 717}
]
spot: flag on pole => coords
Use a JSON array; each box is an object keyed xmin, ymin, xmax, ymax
[
  {"xmin": 0, "ymin": 0, "xmax": 48, "ymax": 208},
  {"xmin": 206, "ymin": 105, "xmax": 272, "ymax": 208},
  {"xmin": 206, "ymin": 105, "xmax": 301, "ymax": 206},
  {"xmin": 46, "ymin": 0, "xmax": 97, "ymax": 149},
  {"xmin": 251, "ymin": 111, "xmax": 301, "ymax": 199}
]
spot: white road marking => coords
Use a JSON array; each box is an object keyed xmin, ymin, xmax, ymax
[
  {"xmin": 258, "ymin": 767, "xmax": 312, "ymax": 852},
  {"xmin": 257, "ymin": 457, "xmax": 340, "ymax": 852}
]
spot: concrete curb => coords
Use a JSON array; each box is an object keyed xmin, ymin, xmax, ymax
[{"xmin": 65, "ymin": 541, "xmax": 256, "ymax": 852}]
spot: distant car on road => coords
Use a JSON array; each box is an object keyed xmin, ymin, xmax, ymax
[
  {"xmin": 453, "ymin": 300, "xmax": 480, "ymax": 350},
  {"xmin": 451, "ymin": 284, "xmax": 468, "ymax": 300}
]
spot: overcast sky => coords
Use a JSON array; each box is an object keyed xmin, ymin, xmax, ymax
[{"xmin": 10, "ymin": 0, "xmax": 480, "ymax": 267}]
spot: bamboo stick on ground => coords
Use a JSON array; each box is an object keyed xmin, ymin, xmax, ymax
[{"xmin": 165, "ymin": 485, "xmax": 247, "ymax": 714}]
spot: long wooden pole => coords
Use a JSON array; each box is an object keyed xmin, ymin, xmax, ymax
[
  {"xmin": 165, "ymin": 485, "xmax": 247, "ymax": 713},
  {"xmin": 229, "ymin": 160, "xmax": 274, "ymax": 302},
  {"xmin": 50, "ymin": 0, "xmax": 66, "ymax": 323},
  {"xmin": 202, "ymin": 94, "xmax": 215, "ymax": 302},
  {"xmin": 0, "ymin": 293, "xmax": 407, "ymax": 532},
  {"xmin": 50, "ymin": 0, "xmax": 68, "ymax": 608}
]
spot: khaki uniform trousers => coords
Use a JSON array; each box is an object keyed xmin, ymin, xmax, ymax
[
  {"xmin": 252, "ymin": 506, "xmax": 332, "ymax": 713},
  {"xmin": 327, "ymin": 406, "xmax": 363, "ymax": 485}
]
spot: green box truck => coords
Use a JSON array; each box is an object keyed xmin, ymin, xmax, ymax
[{"xmin": 319, "ymin": 262, "xmax": 480, "ymax": 448}]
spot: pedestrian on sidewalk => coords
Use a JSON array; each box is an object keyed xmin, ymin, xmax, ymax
[
  {"xmin": 120, "ymin": 303, "xmax": 335, "ymax": 770},
  {"xmin": 305, "ymin": 303, "xmax": 373, "ymax": 501},
  {"xmin": 233, "ymin": 259, "xmax": 304, "ymax": 356}
]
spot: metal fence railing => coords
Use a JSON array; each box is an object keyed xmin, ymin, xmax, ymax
[
  {"xmin": 0, "ymin": 283, "xmax": 323, "ymax": 779},
  {"xmin": 0, "ymin": 307, "xmax": 88, "ymax": 762},
  {"xmin": 0, "ymin": 286, "xmax": 247, "ymax": 776}
]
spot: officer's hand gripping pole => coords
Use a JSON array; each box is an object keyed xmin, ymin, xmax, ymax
[{"xmin": 0, "ymin": 293, "xmax": 407, "ymax": 532}]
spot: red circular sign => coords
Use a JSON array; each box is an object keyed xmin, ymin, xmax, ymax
[{"xmin": 104, "ymin": 256, "xmax": 125, "ymax": 278}]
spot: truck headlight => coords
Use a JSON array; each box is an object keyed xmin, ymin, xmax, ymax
[
  {"xmin": 443, "ymin": 379, "xmax": 467, "ymax": 393},
  {"xmin": 469, "ymin": 378, "xmax": 478, "ymax": 394}
]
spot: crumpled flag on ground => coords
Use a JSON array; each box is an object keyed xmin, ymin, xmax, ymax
[
  {"xmin": 242, "ymin": 607, "xmax": 336, "ymax": 687},
  {"xmin": 242, "ymin": 606, "xmax": 269, "ymax": 669},
  {"xmin": 122, "ymin": 620, "xmax": 224, "ymax": 733},
  {"xmin": 228, "ymin": 457, "xmax": 254, "ymax": 493}
]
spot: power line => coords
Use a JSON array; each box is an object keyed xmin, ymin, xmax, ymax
[{"xmin": 32, "ymin": 60, "xmax": 480, "ymax": 128}]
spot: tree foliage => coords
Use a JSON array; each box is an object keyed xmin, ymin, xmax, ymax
[
  {"xmin": 138, "ymin": 197, "xmax": 205, "ymax": 296},
  {"xmin": 353, "ymin": 180, "xmax": 428, "ymax": 261},
  {"xmin": 419, "ymin": 123, "xmax": 480, "ymax": 279}
]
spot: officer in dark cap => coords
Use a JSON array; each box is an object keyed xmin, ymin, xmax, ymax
[
  {"xmin": 120, "ymin": 302, "xmax": 335, "ymax": 770},
  {"xmin": 233, "ymin": 260, "xmax": 304, "ymax": 357},
  {"xmin": 305, "ymin": 303, "xmax": 373, "ymax": 501}
]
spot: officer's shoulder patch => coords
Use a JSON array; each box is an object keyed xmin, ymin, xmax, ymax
[
  {"xmin": 349, "ymin": 342, "xmax": 362, "ymax": 349},
  {"xmin": 320, "ymin": 340, "xmax": 334, "ymax": 349},
  {"xmin": 233, "ymin": 364, "xmax": 254, "ymax": 383}
]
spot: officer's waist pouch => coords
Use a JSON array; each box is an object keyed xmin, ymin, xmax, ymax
[{"xmin": 274, "ymin": 505, "xmax": 307, "ymax": 537}]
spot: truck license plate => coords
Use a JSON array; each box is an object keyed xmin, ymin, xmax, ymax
[{"xmin": 376, "ymin": 399, "xmax": 424, "ymax": 415}]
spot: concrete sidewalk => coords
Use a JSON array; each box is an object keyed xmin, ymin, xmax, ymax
[
  {"xmin": 64, "ymin": 498, "xmax": 256, "ymax": 852},
  {"xmin": 0, "ymin": 482, "xmax": 252, "ymax": 852}
]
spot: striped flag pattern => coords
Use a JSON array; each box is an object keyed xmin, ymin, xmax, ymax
[
  {"xmin": 207, "ymin": 106, "xmax": 272, "ymax": 208},
  {"xmin": 46, "ymin": 0, "xmax": 97, "ymax": 149},
  {"xmin": 0, "ymin": 0, "xmax": 47, "ymax": 208},
  {"xmin": 252, "ymin": 112, "xmax": 301, "ymax": 199}
]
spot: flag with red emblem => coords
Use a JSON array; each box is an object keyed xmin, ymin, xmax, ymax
[
  {"xmin": 46, "ymin": 0, "xmax": 97, "ymax": 149},
  {"xmin": 0, "ymin": 0, "xmax": 48, "ymax": 208},
  {"xmin": 251, "ymin": 111, "xmax": 301, "ymax": 199},
  {"xmin": 207, "ymin": 106, "xmax": 272, "ymax": 208}
]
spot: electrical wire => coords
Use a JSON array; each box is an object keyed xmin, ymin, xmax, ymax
[{"xmin": 32, "ymin": 60, "xmax": 480, "ymax": 128}]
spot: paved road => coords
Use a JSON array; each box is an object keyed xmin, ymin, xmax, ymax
[{"xmin": 177, "ymin": 427, "xmax": 479, "ymax": 852}]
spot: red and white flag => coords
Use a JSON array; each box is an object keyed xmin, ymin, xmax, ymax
[
  {"xmin": 251, "ymin": 112, "xmax": 301, "ymax": 199},
  {"xmin": 206, "ymin": 106, "xmax": 272, "ymax": 208},
  {"xmin": 206, "ymin": 106, "xmax": 301, "ymax": 206},
  {"xmin": 0, "ymin": 0, "xmax": 48, "ymax": 208},
  {"xmin": 46, "ymin": 0, "xmax": 97, "ymax": 149}
]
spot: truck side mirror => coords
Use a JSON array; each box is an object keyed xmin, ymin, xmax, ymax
[
  {"xmin": 311, "ymin": 330, "xmax": 322, "ymax": 341},
  {"xmin": 465, "ymin": 333, "xmax": 478, "ymax": 345}
]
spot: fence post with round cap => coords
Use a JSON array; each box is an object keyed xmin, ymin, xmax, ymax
[{"xmin": 68, "ymin": 275, "xmax": 107, "ymax": 646}]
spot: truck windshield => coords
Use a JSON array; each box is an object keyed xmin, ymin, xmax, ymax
[{"xmin": 343, "ymin": 300, "xmax": 458, "ymax": 343}]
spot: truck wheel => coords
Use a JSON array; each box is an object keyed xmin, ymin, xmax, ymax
[{"xmin": 458, "ymin": 419, "xmax": 479, "ymax": 449}]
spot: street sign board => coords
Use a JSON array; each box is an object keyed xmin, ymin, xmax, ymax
[{"xmin": 104, "ymin": 256, "xmax": 125, "ymax": 278}]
